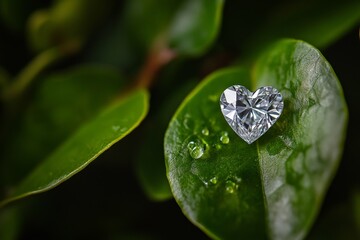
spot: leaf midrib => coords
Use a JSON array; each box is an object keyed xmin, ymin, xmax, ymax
[{"xmin": 256, "ymin": 140, "xmax": 271, "ymax": 239}]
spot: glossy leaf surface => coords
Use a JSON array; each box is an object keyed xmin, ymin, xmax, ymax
[
  {"xmin": 124, "ymin": 0, "xmax": 224, "ymax": 56},
  {"xmin": 0, "ymin": 65, "xmax": 124, "ymax": 187},
  {"xmin": 0, "ymin": 89, "xmax": 149, "ymax": 207},
  {"xmin": 164, "ymin": 39, "xmax": 348, "ymax": 239}
]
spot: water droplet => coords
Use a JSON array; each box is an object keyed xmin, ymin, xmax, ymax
[
  {"xmin": 209, "ymin": 176, "xmax": 218, "ymax": 185},
  {"xmin": 220, "ymin": 135, "xmax": 230, "ymax": 144},
  {"xmin": 215, "ymin": 144, "xmax": 222, "ymax": 150},
  {"xmin": 201, "ymin": 128, "xmax": 209, "ymax": 136},
  {"xmin": 219, "ymin": 131, "xmax": 230, "ymax": 144},
  {"xmin": 187, "ymin": 141, "xmax": 204, "ymax": 159},
  {"xmin": 112, "ymin": 125, "xmax": 120, "ymax": 131},
  {"xmin": 225, "ymin": 180, "xmax": 238, "ymax": 194}
]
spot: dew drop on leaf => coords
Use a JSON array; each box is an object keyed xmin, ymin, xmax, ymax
[
  {"xmin": 112, "ymin": 125, "xmax": 120, "ymax": 132},
  {"xmin": 220, "ymin": 135, "xmax": 229, "ymax": 144},
  {"xmin": 201, "ymin": 128, "xmax": 209, "ymax": 136},
  {"xmin": 215, "ymin": 143, "xmax": 222, "ymax": 150},
  {"xmin": 209, "ymin": 176, "xmax": 218, "ymax": 185},
  {"xmin": 187, "ymin": 141, "xmax": 205, "ymax": 159},
  {"xmin": 225, "ymin": 180, "xmax": 238, "ymax": 194}
]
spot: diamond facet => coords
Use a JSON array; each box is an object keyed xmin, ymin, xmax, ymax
[{"xmin": 219, "ymin": 85, "xmax": 284, "ymax": 144}]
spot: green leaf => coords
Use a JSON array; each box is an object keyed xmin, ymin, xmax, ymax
[
  {"xmin": 164, "ymin": 39, "xmax": 348, "ymax": 239},
  {"xmin": 244, "ymin": 0, "xmax": 360, "ymax": 54},
  {"xmin": 0, "ymin": 89, "xmax": 149, "ymax": 207},
  {"xmin": 27, "ymin": 0, "xmax": 114, "ymax": 51},
  {"xmin": 0, "ymin": 65, "xmax": 125, "ymax": 187},
  {"xmin": 168, "ymin": 0, "xmax": 224, "ymax": 55},
  {"xmin": 124, "ymin": 0, "xmax": 224, "ymax": 56}
]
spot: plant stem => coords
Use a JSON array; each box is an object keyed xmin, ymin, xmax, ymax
[
  {"xmin": 2, "ymin": 47, "xmax": 63, "ymax": 101},
  {"xmin": 135, "ymin": 39, "xmax": 177, "ymax": 89}
]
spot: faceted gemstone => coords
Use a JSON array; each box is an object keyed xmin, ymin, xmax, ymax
[{"xmin": 220, "ymin": 85, "xmax": 284, "ymax": 144}]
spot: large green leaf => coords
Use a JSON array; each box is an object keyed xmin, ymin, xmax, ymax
[
  {"xmin": 124, "ymin": 0, "xmax": 224, "ymax": 56},
  {"xmin": 164, "ymin": 39, "xmax": 348, "ymax": 239},
  {"xmin": 0, "ymin": 89, "xmax": 149, "ymax": 207},
  {"xmin": 167, "ymin": 0, "xmax": 224, "ymax": 55},
  {"xmin": 0, "ymin": 65, "xmax": 124, "ymax": 188}
]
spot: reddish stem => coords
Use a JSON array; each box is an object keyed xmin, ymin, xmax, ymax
[{"xmin": 135, "ymin": 39, "xmax": 177, "ymax": 89}]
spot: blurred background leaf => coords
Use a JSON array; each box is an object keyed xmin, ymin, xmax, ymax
[
  {"xmin": 0, "ymin": 65, "xmax": 125, "ymax": 195},
  {"xmin": 1, "ymin": 89, "xmax": 149, "ymax": 207},
  {"xmin": 124, "ymin": 0, "xmax": 224, "ymax": 56}
]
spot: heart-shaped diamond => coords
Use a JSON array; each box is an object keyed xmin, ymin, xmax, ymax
[{"xmin": 220, "ymin": 85, "xmax": 284, "ymax": 144}]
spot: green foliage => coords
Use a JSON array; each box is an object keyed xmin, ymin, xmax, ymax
[
  {"xmin": 1, "ymin": 89, "xmax": 148, "ymax": 207},
  {"xmin": 124, "ymin": 0, "xmax": 224, "ymax": 55},
  {"xmin": 0, "ymin": 65, "xmax": 125, "ymax": 187},
  {"xmin": 0, "ymin": 0, "xmax": 358, "ymax": 239},
  {"xmin": 164, "ymin": 40, "xmax": 348, "ymax": 239}
]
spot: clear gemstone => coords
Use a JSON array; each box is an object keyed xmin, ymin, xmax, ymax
[{"xmin": 220, "ymin": 85, "xmax": 284, "ymax": 144}]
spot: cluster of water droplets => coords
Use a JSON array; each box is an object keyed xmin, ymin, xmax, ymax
[
  {"xmin": 224, "ymin": 176, "xmax": 242, "ymax": 193},
  {"xmin": 198, "ymin": 175, "xmax": 242, "ymax": 194},
  {"xmin": 186, "ymin": 126, "xmax": 231, "ymax": 160},
  {"xmin": 220, "ymin": 131, "xmax": 229, "ymax": 144},
  {"xmin": 201, "ymin": 128, "xmax": 209, "ymax": 136},
  {"xmin": 183, "ymin": 116, "xmax": 243, "ymax": 194}
]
